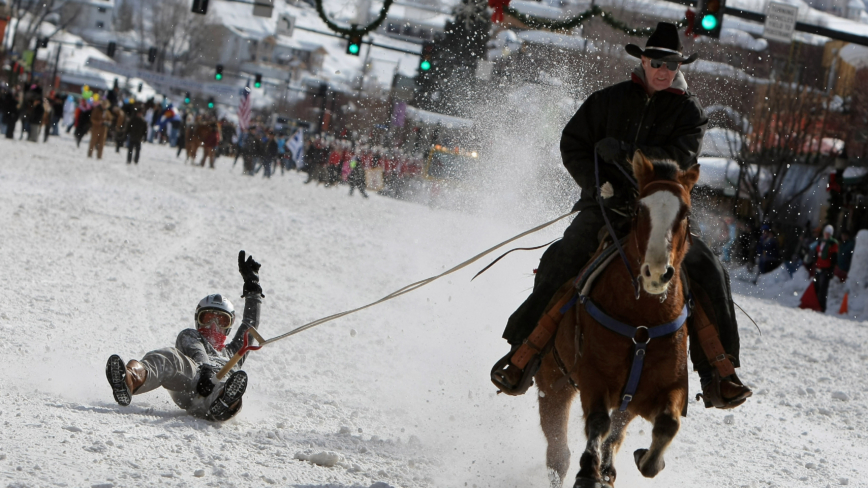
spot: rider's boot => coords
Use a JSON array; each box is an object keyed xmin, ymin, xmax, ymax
[
  {"xmin": 491, "ymin": 287, "xmax": 576, "ymax": 395},
  {"xmin": 698, "ymin": 368, "xmax": 752, "ymax": 409},
  {"xmin": 105, "ymin": 355, "xmax": 148, "ymax": 406}
]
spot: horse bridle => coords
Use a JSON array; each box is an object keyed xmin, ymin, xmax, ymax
[{"xmin": 594, "ymin": 150, "xmax": 691, "ymax": 300}]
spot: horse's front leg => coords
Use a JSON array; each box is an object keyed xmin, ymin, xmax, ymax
[
  {"xmin": 599, "ymin": 409, "xmax": 635, "ymax": 486},
  {"xmin": 538, "ymin": 375, "xmax": 577, "ymax": 487},
  {"xmin": 633, "ymin": 389, "xmax": 686, "ymax": 478},
  {"xmin": 573, "ymin": 399, "xmax": 611, "ymax": 488}
]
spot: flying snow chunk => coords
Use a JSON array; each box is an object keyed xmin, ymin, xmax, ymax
[{"xmin": 294, "ymin": 450, "xmax": 343, "ymax": 467}]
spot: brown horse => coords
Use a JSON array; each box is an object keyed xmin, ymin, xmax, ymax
[{"xmin": 536, "ymin": 151, "xmax": 700, "ymax": 488}]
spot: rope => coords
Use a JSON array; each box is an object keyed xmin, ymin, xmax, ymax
[{"xmin": 258, "ymin": 210, "xmax": 578, "ymax": 346}]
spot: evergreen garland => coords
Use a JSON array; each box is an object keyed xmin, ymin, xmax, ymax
[
  {"xmin": 315, "ymin": 0, "xmax": 395, "ymax": 36},
  {"xmin": 313, "ymin": 0, "xmax": 687, "ymax": 38},
  {"xmin": 504, "ymin": 4, "xmax": 688, "ymax": 34}
]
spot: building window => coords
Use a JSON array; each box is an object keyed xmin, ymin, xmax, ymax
[
  {"xmin": 98, "ymin": 7, "xmax": 107, "ymax": 13},
  {"xmin": 96, "ymin": 21, "xmax": 105, "ymax": 28}
]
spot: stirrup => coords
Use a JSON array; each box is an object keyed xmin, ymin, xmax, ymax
[
  {"xmin": 490, "ymin": 348, "xmax": 541, "ymax": 396},
  {"xmin": 696, "ymin": 370, "xmax": 752, "ymax": 409}
]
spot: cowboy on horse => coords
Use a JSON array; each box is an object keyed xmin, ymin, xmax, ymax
[{"xmin": 491, "ymin": 22, "xmax": 752, "ymax": 410}]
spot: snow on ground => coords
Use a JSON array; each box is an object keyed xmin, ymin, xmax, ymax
[{"xmin": 1, "ymin": 134, "xmax": 868, "ymax": 488}]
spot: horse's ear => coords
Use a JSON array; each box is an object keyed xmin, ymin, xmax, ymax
[
  {"xmin": 679, "ymin": 164, "xmax": 701, "ymax": 192},
  {"xmin": 631, "ymin": 150, "xmax": 654, "ymax": 188}
]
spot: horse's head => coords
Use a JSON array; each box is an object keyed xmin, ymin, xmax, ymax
[{"xmin": 630, "ymin": 151, "xmax": 700, "ymax": 296}]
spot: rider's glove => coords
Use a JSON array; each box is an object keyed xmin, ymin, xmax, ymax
[
  {"xmin": 238, "ymin": 250, "xmax": 263, "ymax": 298},
  {"xmin": 196, "ymin": 364, "xmax": 216, "ymax": 397}
]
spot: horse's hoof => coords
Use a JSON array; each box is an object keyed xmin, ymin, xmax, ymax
[
  {"xmin": 633, "ymin": 448, "xmax": 648, "ymax": 469},
  {"xmin": 633, "ymin": 448, "xmax": 665, "ymax": 478},
  {"xmin": 573, "ymin": 477, "xmax": 611, "ymax": 488}
]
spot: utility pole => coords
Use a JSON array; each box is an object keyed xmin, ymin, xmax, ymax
[{"xmin": 51, "ymin": 44, "xmax": 62, "ymax": 89}]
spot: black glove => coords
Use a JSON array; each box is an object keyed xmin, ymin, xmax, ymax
[
  {"xmin": 238, "ymin": 250, "xmax": 263, "ymax": 297},
  {"xmin": 595, "ymin": 137, "xmax": 630, "ymax": 166},
  {"xmin": 196, "ymin": 364, "xmax": 216, "ymax": 397}
]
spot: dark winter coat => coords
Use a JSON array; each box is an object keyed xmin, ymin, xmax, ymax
[
  {"xmin": 126, "ymin": 115, "xmax": 148, "ymax": 143},
  {"xmin": 175, "ymin": 294, "xmax": 261, "ymax": 371},
  {"xmin": 560, "ymin": 67, "xmax": 708, "ymax": 210}
]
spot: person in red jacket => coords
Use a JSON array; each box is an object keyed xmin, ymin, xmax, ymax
[{"xmin": 814, "ymin": 224, "xmax": 838, "ymax": 313}]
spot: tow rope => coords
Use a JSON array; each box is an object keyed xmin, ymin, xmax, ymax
[{"xmin": 216, "ymin": 209, "xmax": 578, "ymax": 379}]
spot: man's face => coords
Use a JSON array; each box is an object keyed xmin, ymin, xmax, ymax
[{"xmin": 641, "ymin": 56, "xmax": 680, "ymax": 94}]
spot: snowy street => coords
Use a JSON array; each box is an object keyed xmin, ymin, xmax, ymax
[{"xmin": 1, "ymin": 135, "xmax": 867, "ymax": 488}]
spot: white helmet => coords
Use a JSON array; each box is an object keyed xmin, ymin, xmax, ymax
[{"xmin": 195, "ymin": 294, "xmax": 236, "ymax": 332}]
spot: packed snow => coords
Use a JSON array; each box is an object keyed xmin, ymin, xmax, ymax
[{"xmin": 1, "ymin": 134, "xmax": 868, "ymax": 487}]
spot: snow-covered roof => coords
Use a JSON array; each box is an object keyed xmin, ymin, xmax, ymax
[
  {"xmin": 405, "ymin": 106, "xmax": 474, "ymax": 128},
  {"xmin": 702, "ymin": 128, "xmax": 744, "ymax": 158},
  {"xmin": 377, "ymin": 4, "xmax": 451, "ymax": 29},
  {"xmin": 518, "ymin": 29, "xmax": 589, "ymax": 50},
  {"xmin": 695, "ymin": 27, "xmax": 769, "ymax": 51},
  {"xmin": 68, "ymin": 0, "xmax": 116, "ymax": 7},
  {"xmin": 509, "ymin": 0, "xmax": 582, "ymax": 20},
  {"xmin": 839, "ymin": 43, "xmax": 868, "ymax": 69}
]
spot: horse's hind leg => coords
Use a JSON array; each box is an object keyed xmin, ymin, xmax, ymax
[
  {"xmin": 573, "ymin": 400, "xmax": 611, "ymax": 487},
  {"xmin": 600, "ymin": 409, "xmax": 636, "ymax": 485},
  {"xmin": 538, "ymin": 380, "xmax": 577, "ymax": 487},
  {"xmin": 634, "ymin": 391, "xmax": 685, "ymax": 478}
]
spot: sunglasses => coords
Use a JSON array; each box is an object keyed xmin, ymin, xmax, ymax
[
  {"xmin": 649, "ymin": 59, "xmax": 680, "ymax": 71},
  {"xmin": 197, "ymin": 310, "xmax": 233, "ymax": 330}
]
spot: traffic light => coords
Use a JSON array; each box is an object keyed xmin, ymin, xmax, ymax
[
  {"xmin": 137, "ymin": 83, "xmax": 143, "ymax": 93},
  {"xmin": 215, "ymin": 64, "xmax": 223, "ymax": 81},
  {"xmin": 207, "ymin": 97, "xmax": 215, "ymax": 109},
  {"xmin": 695, "ymin": 0, "xmax": 725, "ymax": 38},
  {"xmin": 38, "ymin": 37, "xmax": 49, "ymax": 48},
  {"xmin": 346, "ymin": 29, "xmax": 362, "ymax": 56},
  {"xmin": 107, "ymin": 41, "xmax": 116, "ymax": 58},
  {"xmin": 419, "ymin": 41, "xmax": 434, "ymax": 72},
  {"xmin": 254, "ymin": 73, "xmax": 262, "ymax": 88},
  {"xmin": 192, "ymin": 0, "xmax": 209, "ymax": 14},
  {"xmin": 148, "ymin": 47, "xmax": 158, "ymax": 63},
  {"xmin": 184, "ymin": 92, "xmax": 191, "ymax": 104}
]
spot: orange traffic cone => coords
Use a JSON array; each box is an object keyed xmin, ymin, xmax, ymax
[
  {"xmin": 839, "ymin": 292, "xmax": 849, "ymax": 314},
  {"xmin": 799, "ymin": 282, "xmax": 821, "ymax": 311}
]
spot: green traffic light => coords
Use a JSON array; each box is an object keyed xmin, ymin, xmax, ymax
[
  {"xmin": 254, "ymin": 82, "xmax": 261, "ymax": 88},
  {"xmin": 185, "ymin": 98, "xmax": 190, "ymax": 104},
  {"xmin": 215, "ymin": 73, "xmax": 222, "ymax": 80},
  {"xmin": 349, "ymin": 44, "xmax": 360, "ymax": 55},
  {"xmin": 208, "ymin": 102, "xmax": 214, "ymax": 108},
  {"xmin": 420, "ymin": 60, "xmax": 431, "ymax": 71},
  {"xmin": 701, "ymin": 14, "xmax": 718, "ymax": 30}
]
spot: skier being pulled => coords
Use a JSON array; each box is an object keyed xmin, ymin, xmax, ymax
[{"xmin": 105, "ymin": 251, "xmax": 264, "ymax": 421}]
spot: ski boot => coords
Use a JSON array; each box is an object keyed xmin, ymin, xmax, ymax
[
  {"xmin": 105, "ymin": 355, "xmax": 147, "ymax": 406},
  {"xmin": 207, "ymin": 370, "xmax": 247, "ymax": 421}
]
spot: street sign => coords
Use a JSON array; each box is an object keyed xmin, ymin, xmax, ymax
[
  {"xmin": 763, "ymin": 1, "xmax": 799, "ymax": 44},
  {"xmin": 277, "ymin": 14, "xmax": 295, "ymax": 37},
  {"xmin": 253, "ymin": 0, "xmax": 274, "ymax": 18}
]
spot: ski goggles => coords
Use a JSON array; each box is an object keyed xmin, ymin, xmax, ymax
[
  {"xmin": 649, "ymin": 59, "xmax": 680, "ymax": 71},
  {"xmin": 196, "ymin": 310, "xmax": 233, "ymax": 331}
]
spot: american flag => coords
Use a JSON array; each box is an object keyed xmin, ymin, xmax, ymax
[{"xmin": 237, "ymin": 82, "xmax": 252, "ymax": 132}]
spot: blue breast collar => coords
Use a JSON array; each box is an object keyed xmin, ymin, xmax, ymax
[{"xmin": 575, "ymin": 294, "xmax": 688, "ymax": 411}]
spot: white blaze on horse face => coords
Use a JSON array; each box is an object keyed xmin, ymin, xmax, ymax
[{"xmin": 640, "ymin": 190, "xmax": 681, "ymax": 294}]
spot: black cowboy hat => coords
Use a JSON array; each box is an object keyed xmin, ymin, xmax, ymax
[{"xmin": 625, "ymin": 22, "xmax": 698, "ymax": 64}]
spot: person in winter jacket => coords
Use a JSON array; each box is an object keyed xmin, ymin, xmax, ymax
[
  {"xmin": 113, "ymin": 106, "xmax": 126, "ymax": 153},
  {"xmin": 27, "ymin": 98, "xmax": 44, "ymax": 142},
  {"xmin": 75, "ymin": 99, "xmax": 93, "ymax": 147},
  {"xmin": 105, "ymin": 251, "xmax": 264, "ymax": 421},
  {"xmin": 491, "ymin": 22, "xmax": 752, "ymax": 409},
  {"xmin": 814, "ymin": 225, "xmax": 838, "ymax": 313},
  {"xmin": 88, "ymin": 100, "xmax": 113, "ymax": 159},
  {"xmin": 348, "ymin": 154, "xmax": 368, "ymax": 197},
  {"xmin": 200, "ymin": 122, "xmax": 220, "ymax": 168},
  {"xmin": 756, "ymin": 225, "xmax": 781, "ymax": 274},
  {"xmin": 63, "ymin": 95, "xmax": 76, "ymax": 133},
  {"xmin": 125, "ymin": 107, "xmax": 148, "ymax": 164}
]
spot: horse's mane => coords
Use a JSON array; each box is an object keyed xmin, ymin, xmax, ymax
[{"xmin": 650, "ymin": 160, "xmax": 680, "ymax": 182}]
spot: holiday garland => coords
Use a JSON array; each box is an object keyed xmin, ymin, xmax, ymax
[
  {"xmin": 315, "ymin": 0, "xmax": 395, "ymax": 36},
  {"xmin": 314, "ymin": 0, "xmax": 687, "ymax": 38},
  {"xmin": 504, "ymin": 4, "xmax": 688, "ymax": 35}
]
